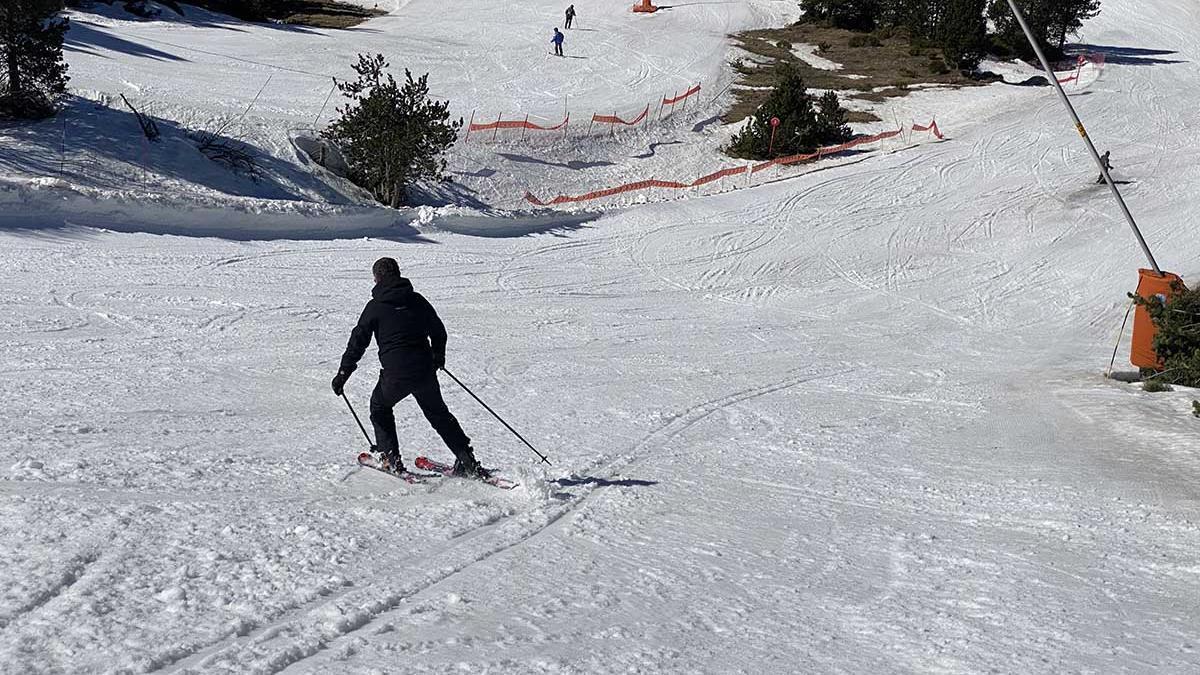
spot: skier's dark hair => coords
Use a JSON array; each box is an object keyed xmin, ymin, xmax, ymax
[{"xmin": 373, "ymin": 257, "xmax": 401, "ymax": 281}]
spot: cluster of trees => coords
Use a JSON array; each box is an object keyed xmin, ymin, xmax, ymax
[
  {"xmin": 1, "ymin": 0, "xmax": 70, "ymax": 119},
  {"xmin": 799, "ymin": 0, "xmax": 1102, "ymax": 68},
  {"xmin": 729, "ymin": 65, "xmax": 851, "ymax": 160}
]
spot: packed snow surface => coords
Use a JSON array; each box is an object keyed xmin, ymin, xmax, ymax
[
  {"xmin": 792, "ymin": 44, "xmax": 843, "ymax": 71},
  {"xmin": 3, "ymin": 0, "xmax": 1200, "ymax": 673}
]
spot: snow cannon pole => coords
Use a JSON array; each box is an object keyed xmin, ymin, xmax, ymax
[
  {"xmin": 1003, "ymin": 0, "xmax": 1162, "ymax": 276},
  {"xmin": 441, "ymin": 368, "xmax": 552, "ymax": 465},
  {"xmin": 341, "ymin": 393, "xmax": 375, "ymax": 447}
]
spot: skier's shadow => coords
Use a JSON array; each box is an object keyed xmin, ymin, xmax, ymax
[{"xmin": 552, "ymin": 476, "xmax": 659, "ymax": 488}]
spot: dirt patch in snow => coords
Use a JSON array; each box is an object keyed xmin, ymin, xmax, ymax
[{"xmin": 726, "ymin": 24, "xmax": 983, "ymax": 123}]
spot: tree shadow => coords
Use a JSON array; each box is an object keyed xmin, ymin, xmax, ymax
[
  {"xmin": 553, "ymin": 475, "xmax": 659, "ymax": 488},
  {"xmin": 451, "ymin": 167, "xmax": 498, "ymax": 179},
  {"xmin": 496, "ymin": 152, "xmax": 614, "ymax": 171},
  {"xmin": 432, "ymin": 212, "xmax": 599, "ymax": 238},
  {"xmin": 0, "ymin": 96, "xmax": 356, "ymax": 204},
  {"xmin": 1071, "ymin": 44, "xmax": 1187, "ymax": 66},
  {"xmin": 65, "ymin": 22, "xmax": 192, "ymax": 62},
  {"xmin": 71, "ymin": 2, "xmax": 329, "ymax": 35},
  {"xmin": 691, "ymin": 115, "xmax": 722, "ymax": 133},
  {"xmin": 410, "ymin": 177, "xmax": 491, "ymax": 210},
  {"xmin": 0, "ymin": 96, "xmax": 443, "ymax": 241}
]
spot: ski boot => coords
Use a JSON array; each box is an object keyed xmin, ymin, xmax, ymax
[
  {"xmin": 451, "ymin": 449, "xmax": 491, "ymax": 480},
  {"xmin": 374, "ymin": 446, "xmax": 406, "ymax": 474}
]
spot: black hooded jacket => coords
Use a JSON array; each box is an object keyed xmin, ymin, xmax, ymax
[{"xmin": 339, "ymin": 276, "xmax": 447, "ymax": 378}]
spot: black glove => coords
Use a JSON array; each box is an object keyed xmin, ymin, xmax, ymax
[
  {"xmin": 433, "ymin": 353, "xmax": 445, "ymax": 370},
  {"xmin": 331, "ymin": 369, "xmax": 351, "ymax": 395}
]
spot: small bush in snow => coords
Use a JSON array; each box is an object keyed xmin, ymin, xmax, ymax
[
  {"xmin": 1141, "ymin": 379, "xmax": 1173, "ymax": 393},
  {"xmin": 190, "ymin": 128, "xmax": 259, "ymax": 178},
  {"xmin": 1133, "ymin": 281, "xmax": 1200, "ymax": 388},
  {"xmin": 1192, "ymin": 400, "xmax": 1199, "ymax": 418},
  {"xmin": 727, "ymin": 64, "xmax": 851, "ymax": 160},
  {"xmin": 0, "ymin": 0, "xmax": 70, "ymax": 120},
  {"xmin": 323, "ymin": 54, "xmax": 461, "ymax": 208}
]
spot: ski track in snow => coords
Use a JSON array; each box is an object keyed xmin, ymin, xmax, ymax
[{"xmin": 3, "ymin": 0, "xmax": 1200, "ymax": 673}]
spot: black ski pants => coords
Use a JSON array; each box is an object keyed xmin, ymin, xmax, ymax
[
  {"xmin": 370, "ymin": 370, "xmax": 471, "ymax": 462},
  {"xmin": 554, "ymin": 42, "xmax": 564, "ymax": 56},
  {"xmin": 565, "ymin": 15, "xmax": 573, "ymax": 28}
]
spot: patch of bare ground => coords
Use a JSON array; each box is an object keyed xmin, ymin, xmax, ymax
[{"xmin": 726, "ymin": 23, "xmax": 982, "ymax": 124}]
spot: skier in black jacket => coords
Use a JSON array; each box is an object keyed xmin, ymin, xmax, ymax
[{"xmin": 332, "ymin": 257, "xmax": 488, "ymax": 478}]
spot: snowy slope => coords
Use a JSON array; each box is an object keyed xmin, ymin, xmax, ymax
[
  {"xmin": 0, "ymin": 0, "xmax": 804, "ymax": 227},
  {"xmin": 3, "ymin": 0, "xmax": 1200, "ymax": 673}
]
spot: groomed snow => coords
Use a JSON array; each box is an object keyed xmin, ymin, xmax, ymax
[{"xmin": 2, "ymin": 0, "xmax": 1200, "ymax": 673}]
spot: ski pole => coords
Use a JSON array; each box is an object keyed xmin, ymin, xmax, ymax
[
  {"xmin": 441, "ymin": 368, "xmax": 551, "ymax": 465},
  {"xmin": 341, "ymin": 392, "xmax": 374, "ymax": 447}
]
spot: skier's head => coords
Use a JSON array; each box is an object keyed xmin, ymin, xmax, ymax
[{"xmin": 372, "ymin": 257, "xmax": 401, "ymax": 283}]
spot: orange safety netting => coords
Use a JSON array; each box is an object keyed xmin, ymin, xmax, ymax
[
  {"xmin": 524, "ymin": 120, "xmax": 944, "ymax": 206},
  {"xmin": 592, "ymin": 105, "xmax": 650, "ymax": 126},
  {"xmin": 468, "ymin": 114, "xmax": 570, "ymax": 134},
  {"xmin": 663, "ymin": 84, "xmax": 701, "ymax": 106},
  {"xmin": 1056, "ymin": 53, "xmax": 1106, "ymax": 84}
]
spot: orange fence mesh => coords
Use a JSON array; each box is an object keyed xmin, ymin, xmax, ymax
[
  {"xmin": 663, "ymin": 84, "xmax": 702, "ymax": 106},
  {"xmin": 524, "ymin": 120, "xmax": 944, "ymax": 206},
  {"xmin": 1056, "ymin": 53, "xmax": 1106, "ymax": 85},
  {"xmin": 468, "ymin": 114, "xmax": 570, "ymax": 134},
  {"xmin": 592, "ymin": 105, "xmax": 650, "ymax": 126},
  {"xmin": 466, "ymin": 83, "xmax": 702, "ymax": 139}
]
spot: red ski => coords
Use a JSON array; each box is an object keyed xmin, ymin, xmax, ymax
[{"xmin": 414, "ymin": 456, "xmax": 519, "ymax": 490}]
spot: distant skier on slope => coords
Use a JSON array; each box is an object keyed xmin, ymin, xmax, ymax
[
  {"xmin": 564, "ymin": 4, "xmax": 575, "ymax": 29},
  {"xmin": 331, "ymin": 257, "xmax": 490, "ymax": 479},
  {"xmin": 552, "ymin": 27, "xmax": 565, "ymax": 56},
  {"xmin": 1096, "ymin": 150, "xmax": 1113, "ymax": 184}
]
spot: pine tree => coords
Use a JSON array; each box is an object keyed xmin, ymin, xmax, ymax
[
  {"xmin": 987, "ymin": 0, "xmax": 1100, "ymax": 58},
  {"xmin": 323, "ymin": 54, "xmax": 462, "ymax": 208},
  {"xmin": 937, "ymin": 0, "xmax": 987, "ymax": 69},
  {"xmin": 729, "ymin": 65, "xmax": 852, "ymax": 160},
  {"xmin": 1047, "ymin": 0, "xmax": 1100, "ymax": 50},
  {"xmin": 800, "ymin": 0, "xmax": 881, "ymax": 30},
  {"xmin": 814, "ymin": 91, "xmax": 851, "ymax": 141},
  {"xmin": 0, "ymin": 0, "xmax": 69, "ymax": 119}
]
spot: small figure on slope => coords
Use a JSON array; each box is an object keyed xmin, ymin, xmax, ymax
[
  {"xmin": 552, "ymin": 27, "xmax": 565, "ymax": 57},
  {"xmin": 1096, "ymin": 150, "xmax": 1113, "ymax": 184},
  {"xmin": 564, "ymin": 4, "xmax": 575, "ymax": 29},
  {"xmin": 331, "ymin": 257, "xmax": 490, "ymax": 479}
]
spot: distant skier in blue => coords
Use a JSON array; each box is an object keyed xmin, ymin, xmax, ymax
[{"xmin": 551, "ymin": 27, "xmax": 565, "ymax": 57}]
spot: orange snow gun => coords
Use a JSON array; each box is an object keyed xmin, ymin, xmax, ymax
[{"xmin": 1130, "ymin": 268, "xmax": 1187, "ymax": 369}]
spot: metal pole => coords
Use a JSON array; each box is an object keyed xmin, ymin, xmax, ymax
[
  {"xmin": 313, "ymin": 78, "xmax": 337, "ymax": 130},
  {"xmin": 1004, "ymin": 0, "xmax": 1161, "ymax": 275},
  {"xmin": 341, "ymin": 393, "xmax": 375, "ymax": 446},
  {"xmin": 441, "ymin": 368, "xmax": 551, "ymax": 465}
]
